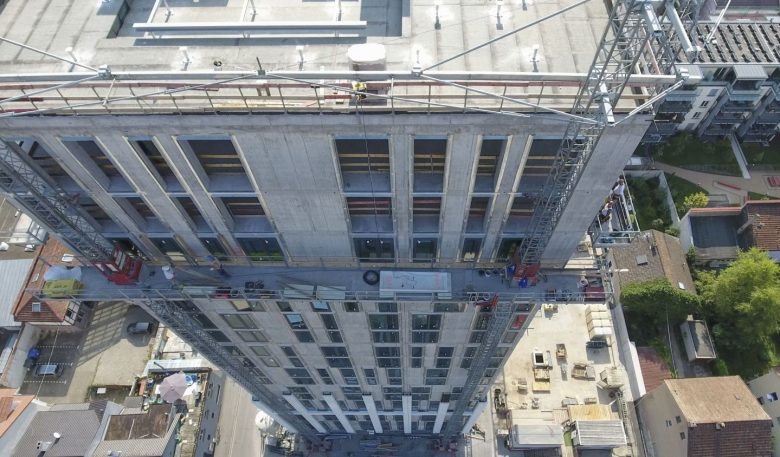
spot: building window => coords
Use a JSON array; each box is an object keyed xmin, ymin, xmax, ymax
[
  {"xmin": 250, "ymin": 346, "xmax": 270, "ymax": 357},
  {"xmin": 354, "ymin": 238, "xmax": 394, "ymax": 262},
  {"xmin": 413, "ymin": 238, "xmax": 438, "ymax": 262},
  {"xmin": 375, "ymin": 346, "xmax": 401, "ymax": 368},
  {"xmin": 377, "ymin": 302, "xmax": 397, "ymax": 313},
  {"xmin": 221, "ymin": 196, "xmax": 265, "ymax": 217},
  {"xmin": 280, "ymin": 346, "xmax": 305, "ymax": 368},
  {"xmin": 317, "ymin": 368, "xmax": 334, "ymax": 385},
  {"xmin": 411, "ymin": 347, "xmax": 424, "ymax": 368},
  {"xmin": 276, "ymin": 301, "xmax": 293, "ymax": 312},
  {"xmin": 461, "ymin": 346, "xmax": 477, "ymax": 369},
  {"xmin": 497, "ymin": 238, "xmax": 522, "ymax": 260},
  {"xmin": 347, "ymin": 197, "xmax": 392, "ymax": 233},
  {"xmin": 413, "ymin": 197, "xmax": 442, "ymax": 233},
  {"xmin": 322, "ymin": 346, "xmax": 353, "ymax": 369},
  {"xmin": 220, "ymin": 314, "xmax": 257, "ymax": 329},
  {"xmin": 675, "ymin": 416, "xmax": 682, "ymax": 424},
  {"xmin": 236, "ymin": 330, "xmax": 268, "ymax": 343},
  {"xmin": 237, "ymin": 238, "xmax": 283, "ymax": 261},
  {"xmin": 474, "ymin": 138, "xmax": 505, "ymax": 192},
  {"xmin": 385, "ymin": 368, "xmax": 402, "ymax": 385},
  {"xmin": 311, "ymin": 301, "xmax": 331, "ymax": 312},
  {"xmin": 692, "ymin": 112, "xmax": 702, "ymax": 119},
  {"xmin": 344, "ymin": 301, "xmax": 361, "ymax": 312},
  {"xmin": 413, "ymin": 137, "xmax": 447, "ymax": 192},
  {"xmin": 425, "ymin": 368, "xmax": 449, "ymax": 385},
  {"xmin": 364, "ymin": 368, "xmax": 378, "ymax": 385},
  {"xmin": 150, "ymin": 237, "xmax": 187, "ymax": 262},
  {"xmin": 185, "ymin": 138, "xmax": 247, "ymax": 177},
  {"xmin": 665, "ymin": 420, "xmax": 672, "ymax": 427},
  {"xmin": 285, "ymin": 368, "xmax": 315, "ymax": 385},
  {"xmin": 680, "ymin": 432, "xmax": 685, "ymax": 440},
  {"xmin": 123, "ymin": 197, "xmax": 156, "ymax": 219},
  {"xmin": 200, "ymin": 237, "xmax": 228, "ymax": 260},
  {"xmin": 340, "ymin": 368, "xmax": 359, "ymax": 385},
  {"xmin": 335, "ymin": 138, "xmax": 391, "ymax": 192},
  {"xmin": 462, "ymin": 238, "xmax": 482, "ymax": 261},
  {"xmin": 435, "ymin": 347, "xmax": 454, "ymax": 369},
  {"xmin": 434, "ymin": 302, "xmax": 463, "ymax": 313}
]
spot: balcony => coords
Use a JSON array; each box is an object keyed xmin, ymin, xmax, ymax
[{"xmin": 657, "ymin": 101, "xmax": 693, "ymax": 114}]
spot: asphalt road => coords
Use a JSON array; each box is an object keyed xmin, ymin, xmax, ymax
[{"xmin": 214, "ymin": 377, "xmax": 265, "ymax": 457}]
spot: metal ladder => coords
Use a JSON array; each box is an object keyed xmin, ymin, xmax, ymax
[
  {"xmin": 0, "ymin": 139, "xmax": 114, "ymax": 260},
  {"xmin": 441, "ymin": 300, "xmax": 514, "ymax": 440},
  {"xmin": 144, "ymin": 299, "xmax": 322, "ymax": 443},
  {"xmin": 517, "ymin": 0, "xmax": 677, "ymax": 266}
]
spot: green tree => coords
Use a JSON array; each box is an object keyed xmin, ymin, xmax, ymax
[
  {"xmin": 697, "ymin": 248, "xmax": 780, "ymax": 377},
  {"xmin": 682, "ymin": 192, "xmax": 709, "ymax": 211},
  {"xmin": 621, "ymin": 278, "xmax": 699, "ymax": 326}
]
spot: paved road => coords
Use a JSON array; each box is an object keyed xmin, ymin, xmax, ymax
[
  {"xmin": 214, "ymin": 377, "xmax": 265, "ymax": 457},
  {"xmin": 655, "ymin": 162, "xmax": 780, "ymax": 203}
]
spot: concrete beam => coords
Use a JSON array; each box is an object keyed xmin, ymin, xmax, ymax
[
  {"xmin": 432, "ymin": 400, "xmax": 450, "ymax": 434},
  {"xmin": 323, "ymin": 393, "xmax": 355, "ymax": 434},
  {"xmin": 439, "ymin": 133, "xmax": 478, "ymax": 260},
  {"xmin": 402, "ymin": 394, "xmax": 412, "ymax": 434},
  {"xmin": 390, "ymin": 134, "xmax": 412, "ymax": 261},
  {"xmin": 541, "ymin": 115, "xmax": 651, "ymax": 266},
  {"xmin": 460, "ymin": 400, "xmax": 488, "ymax": 435},
  {"xmin": 282, "ymin": 394, "xmax": 327, "ymax": 434},
  {"xmin": 362, "ymin": 394, "xmax": 383, "ymax": 433}
]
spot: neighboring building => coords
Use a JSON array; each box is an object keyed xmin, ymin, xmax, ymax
[
  {"xmin": 640, "ymin": 376, "xmax": 772, "ymax": 457},
  {"xmin": 0, "ymin": 389, "xmax": 48, "ymax": 453},
  {"xmin": 92, "ymin": 404, "xmax": 180, "ymax": 457},
  {"xmin": 11, "ymin": 401, "xmax": 123, "ymax": 457},
  {"xmin": 747, "ymin": 368, "xmax": 780, "ymax": 457},
  {"xmin": 679, "ymin": 317, "xmax": 717, "ymax": 363},
  {"xmin": 12, "ymin": 236, "xmax": 93, "ymax": 329},
  {"xmin": 642, "ymin": 15, "xmax": 780, "ymax": 144},
  {"xmin": 609, "ymin": 229, "xmax": 696, "ymax": 300},
  {"xmin": 679, "ymin": 200, "xmax": 780, "ymax": 265}
]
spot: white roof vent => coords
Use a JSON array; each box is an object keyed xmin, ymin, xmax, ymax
[
  {"xmin": 347, "ymin": 43, "xmax": 386, "ymax": 70},
  {"xmin": 636, "ymin": 255, "xmax": 649, "ymax": 266}
]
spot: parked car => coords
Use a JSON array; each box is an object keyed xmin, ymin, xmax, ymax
[
  {"xmin": 34, "ymin": 364, "xmax": 63, "ymax": 378},
  {"xmin": 126, "ymin": 321, "xmax": 154, "ymax": 335}
]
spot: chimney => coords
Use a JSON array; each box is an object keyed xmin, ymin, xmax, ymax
[{"xmin": 52, "ymin": 432, "xmax": 61, "ymax": 443}]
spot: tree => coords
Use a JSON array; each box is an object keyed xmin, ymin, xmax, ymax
[
  {"xmin": 682, "ymin": 192, "xmax": 709, "ymax": 211},
  {"xmin": 697, "ymin": 248, "xmax": 780, "ymax": 377},
  {"xmin": 621, "ymin": 278, "xmax": 699, "ymax": 326}
]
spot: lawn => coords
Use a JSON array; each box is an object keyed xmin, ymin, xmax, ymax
[
  {"xmin": 741, "ymin": 138, "xmax": 780, "ymax": 168},
  {"xmin": 748, "ymin": 191, "xmax": 774, "ymax": 201},
  {"xmin": 664, "ymin": 173, "xmax": 708, "ymax": 217},
  {"xmin": 652, "ymin": 133, "xmax": 741, "ymax": 176},
  {"xmin": 626, "ymin": 176, "xmax": 672, "ymax": 231}
]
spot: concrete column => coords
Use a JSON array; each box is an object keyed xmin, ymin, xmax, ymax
[
  {"xmin": 432, "ymin": 399, "xmax": 450, "ymax": 434},
  {"xmin": 542, "ymin": 115, "xmax": 651, "ymax": 267},
  {"xmin": 282, "ymin": 394, "xmax": 327, "ymax": 434},
  {"xmin": 439, "ymin": 133, "xmax": 479, "ymax": 261},
  {"xmin": 152, "ymin": 135, "xmax": 242, "ymax": 255},
  {"xmin": 460, "ymin": 400, "xmax": 489, "ymax": 435},
  {"xmin": 481, "ymin": 134, "xmax": 531, "ymax": 260},
  {"xmin": 251, "ymin": 399, "xmax": 298, "ymax": 433},
  {"xmin": 362, "ymin": 394, "xmax": 383, "ymax": 433},
  {"xmin": 36, "ymin": 135, "xmax": 161, "ymax": 257},
  {"xmin": 94, "ymin": 134, "xmax": 209, "ymax": 257},
  {"xmin": 402, "ymin": 394, "xmax": 412, "ymax": 434},
  {"xmin": 390, "ymin": 134, "xmax": 411, "ymax": 261},
  {"xmin": 232, "ymin": 132, "xmax": 352, "ymax": 259},
  {"xmin": 323, "ymin": 393, "xmax": 355, "ymax": 433}
]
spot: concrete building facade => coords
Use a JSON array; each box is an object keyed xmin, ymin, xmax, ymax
[{"xmin": 0, "ymin": 0, "xmax": 671, "ymax": 439}]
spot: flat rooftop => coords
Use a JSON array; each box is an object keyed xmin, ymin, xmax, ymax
[
  {"xmin": 0, "ymin": 0, "xmax": 608, "ymax": 76},
  {"xmin": 695, "ymin": 22, "xmax": 780, "ymax": 65}
]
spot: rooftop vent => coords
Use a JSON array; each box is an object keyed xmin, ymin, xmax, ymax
[
  {"xmin": 636, "ymin": 255, "xmax": 649, "ymax": 266},
  {"xmin": 347, "ymin": 43, "xmax": 386, "ymax": 70}
]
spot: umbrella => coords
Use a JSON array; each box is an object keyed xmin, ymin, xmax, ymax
[{"xmin": 159, "ymin": 372, "xmax": 188, "ymax": 403}]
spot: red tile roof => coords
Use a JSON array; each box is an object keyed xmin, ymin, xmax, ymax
[
  {"xmin": 13, "ymin": 237, "xmax": 83, "ymax": 324},
  {"xmin": 743, "ymin": 200, "xmax": 780, "ymax": 251},
  {"xmin": 636, "ymin": 347, "xmax": 673, "ymax": 392}
]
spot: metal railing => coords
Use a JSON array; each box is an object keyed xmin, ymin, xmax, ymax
[{"xmin": 0, "ymin": 76, "xmax": 663, "ymax": 118}]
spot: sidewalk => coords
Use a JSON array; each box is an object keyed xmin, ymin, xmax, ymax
[{"xmin": 654, "ymin": 162, "xmax": 780, "ymax": 204}]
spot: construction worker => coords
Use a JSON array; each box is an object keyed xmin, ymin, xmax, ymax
[
  {"xmin": 205, "ymin": 255, "xmax": 230, "ymax": 278},
  {"xmin": 610, "ymin": 178, "xmax": 626, "ymax": 201},
  {"xmin": 599, "ymin": 201, "xmax": 613, "ymax": 223},
  {"xmin": 352, "ymin": 80, "xmax": 368, "ymax": 100}
]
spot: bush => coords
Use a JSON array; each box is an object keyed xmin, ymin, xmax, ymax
[
  {"xmin": 683, "ymin": 192, "xmax": 709, "ymax": 211},
  {"xmin": 665, "ymin": 226, "xmax": 680, "ymax": 237},
  {"xmin": 711, "ymin": 359, "xmax": 729, "ymax": 376}
]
